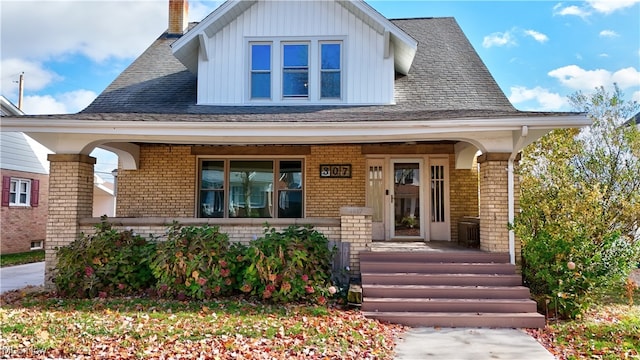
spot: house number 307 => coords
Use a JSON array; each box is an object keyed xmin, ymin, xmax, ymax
[{"xmin": 320, "ymin": 164, "xmax": 352, "ymax": 178}]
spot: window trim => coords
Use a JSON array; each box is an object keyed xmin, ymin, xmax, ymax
[
  {"xmin": 30, "ymin": 240, "xmax": 44, "ymax": 250},
  {"xmin": 197, "ymin": 157, "xmax": 305, "ymax": 219}
]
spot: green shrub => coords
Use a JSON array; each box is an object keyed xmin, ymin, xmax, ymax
[
  {"xmin": 522, "ymin": 230, "xmax": 639, "ymax": 319},
  {"xmin": 54, "ymin": 219, "xmax": 156, "ymax": 298},
  {"xmin": 237, "ymin": 225, "xmax": 335, "ymax": 304},
  {"xmin": 150, "ymin": 223, "xmax": 236, "ymax": 300}
]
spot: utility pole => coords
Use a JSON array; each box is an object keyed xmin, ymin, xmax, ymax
[{"xmin": 17, "ymin": 72, "xmax": 24, "ymax": 111}]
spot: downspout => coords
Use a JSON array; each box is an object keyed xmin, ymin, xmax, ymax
[{"xmin": 508, "ymin": 125, "xmax": 528, "ymax": 265}]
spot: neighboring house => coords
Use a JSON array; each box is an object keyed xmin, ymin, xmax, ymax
[
  {"xmin": 0, "ymin": 1, "xmax": 590, "ymax": 282},
  {"xmin": 93, "ymin": 174, "xmax": 115, "ymax": 218},
  {"xmin": 0, "ymin": 96, "xmax": 50, "ymax": 254},
  {"xmin": 0, "ymin": 96, "xmax": 116, "ymax": 254}
]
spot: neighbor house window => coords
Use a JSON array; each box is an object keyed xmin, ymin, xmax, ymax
[
  {"xmin": 250, "ymin": 43, "xmax": 272, "ymax": 99},
  {"xmin": 282, "ymin": 43, "xmax": 309, "ymax": 98},
  {"xmin": 31, "ymin": 240, "xmax": 43, "ymax": 250},
  {"xmin": 320, "ymin": 42, "xmax": 341, "ymax": 99},
  {"xmin": 199, "ymin": 159, "xmax": 303, "ymax": 218},
  {"xmin": 1, "ymin": 177, "xmax": 39, "ymax": 207}
]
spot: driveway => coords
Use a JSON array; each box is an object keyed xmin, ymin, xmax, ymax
[{"xmin": 0, "ymin": 262, "xmax": 45, "ymax": 293}]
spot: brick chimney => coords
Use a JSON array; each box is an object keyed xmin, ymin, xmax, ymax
[{"xmin": 168, "ymin": 0, "xmax": 189, "ymax": 35}]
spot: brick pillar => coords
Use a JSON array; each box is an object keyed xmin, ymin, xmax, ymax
[
  {"xmin": 478, "ymin": 153, "xmax": 520, "ymax": 255},
  {"xmin": 45, "ymin": 154, "xmax": 96, "ymax": 288},
  {"xmin": 340, "ymin": 206, "xmax": 373, "ymax": 277}
]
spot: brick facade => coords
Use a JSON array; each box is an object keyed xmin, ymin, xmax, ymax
[
  {"xmin": 339, "ymin": 206, "xmax": 373, "ymax": 275},
  {"xmin": 306, "ymin": 145, "xmax": 366, "ymax": 217},
  {"xmin": 478, "ymin": 153, "xmax": 521, "ymax": 259},
  {"xmin": 448, "ymin": 155, "xmax": 479, "ymax": 242},
  {"xmin": 0, "ymin": 169, "xmax": 49, "ymax": 254},
  {"xmin": 117, "ymin": 145, "xmax": 196, "ymax": 217},
  {"xmin": 45, "ymin": 154, "xmax": 95, "ymax": 288}
]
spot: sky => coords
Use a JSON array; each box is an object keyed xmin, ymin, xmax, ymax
[{"xmin": 1, "ymin": 0, "xmax": 640, "ymax": 179}]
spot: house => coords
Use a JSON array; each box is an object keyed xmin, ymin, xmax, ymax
[
  {"xmin": 0, "ymin": 96, "xmax": 50, "ymax": 254},
  {"xmin": 1, "ymin": 0, "xmax": 590, "ymax": 326},
  {"xmin": 1, "ymin": 96, "xmax": 116, "ymax": 254}
]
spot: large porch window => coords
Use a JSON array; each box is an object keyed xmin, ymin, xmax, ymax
[{"xmin": 199, "ymin": 159, "xmax": 303, "ymax": 218}]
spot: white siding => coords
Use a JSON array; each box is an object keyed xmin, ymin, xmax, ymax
[
  {"xmin": 197, "ymin": 0, "xmax": 395, "ymax": 105},
  {"xmin": 0, "ymin": 132, "xmax": 52, "ymax": 174}
]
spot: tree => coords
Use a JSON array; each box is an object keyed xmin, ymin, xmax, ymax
[{"xmin": 515, "ymin": 84, "xmax": 640, "ymax": 319}]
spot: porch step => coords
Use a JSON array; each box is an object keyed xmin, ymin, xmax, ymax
[
  {"xmin": 360, "ymin": 251, "xmax": 509, "ymax": 264},
  {"xmin": 363, "ymin": 284, "xmax": 532, "ymax": 299},
  {"xmin": 360, "ymin": 262, "xmax": 516, "ymax": 275},
  {"xmin": 360, "ymin": 250, "xmax": 545, "ymax": 328},
  {"xmin": 361, "ymin": 273, "xmax": 522, "ymax": 286},
  {"xmin": 362, "ymin": 311, "xmax": 546, "ymax": 329},
  {"xmin": 362, "ymin": 297, "xmax": 538, "ymax": 313}
]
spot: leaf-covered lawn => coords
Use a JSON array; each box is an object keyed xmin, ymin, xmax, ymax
[
  {"xmin": 0, "ymin": 290, "xmax": 405, "ymax": 359},
  {"xmin": 527, "ymin": 282, "xmax": 640, "ymax": 360}
]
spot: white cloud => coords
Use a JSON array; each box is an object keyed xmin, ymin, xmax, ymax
[
  {"xmin": 508, "ymin": 86, "xmax": 568, "ymax": 111},
  {"xmin": 0, "ymin": 1, "xmax": 167, "ymax": 62},
  {"xmin": 482, "ymin": 31, "xmax": 516, "ymax": 48},
  {"xmin": 21, "ymin": 89, "xmax": 97, "ymax": 115},
  {"xmin": 524, "ymin": 29, "xmax": 549, "ymax": 43},
  {"xmin": 599, "ymin": 30, "xmax": 620, "ymax": 38},
  {"xmin": 553, "ymin": 4, "xmax": 591, "ymax": 19},
  {"xmin": 599, "ymin": 53, "xmax": 610, "ymax": 58},
  {"xmin": 587, "ymin": 0, "xmax": 640, "ymax": 14},
  {"xmin": 632, "ymin": 90, "xmax": 640, "ymax": 103},
  {"xmin": 0, "ymin": 59, "xmax": 62, "ymax": 99},
  {"xmin": 548, "ymin": 65, "xmax": 640, "ymax": 91}
]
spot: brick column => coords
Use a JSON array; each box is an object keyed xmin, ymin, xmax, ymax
[
  {"xmin": 340, "ymin": 206, "xmax": 373, "ymax": 277},
  {"xmin": 478, "ymin": 153, "xmax": 520, "ymax": 256},
  {"xmin": 45, "ymin": 154, "xmax": 96, "ymax": 288}
]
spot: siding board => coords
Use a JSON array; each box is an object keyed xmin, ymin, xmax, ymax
[{"xmin": 197, "ymin": 0, "xmax": 390, "ymax": 105}]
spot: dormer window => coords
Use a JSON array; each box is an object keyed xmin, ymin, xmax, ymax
[
  {"xmin": 320, "ymin": 42, "xmax": 341, "ymax": 99},
  {"xmin": 283, "ymin": 43, "xmax": 309, "ymax": 98},
  {"xmin": 248, "ymin": 39, "xmax": 343, "ymax": 103},
  {"xmin": 250, "ymin": 43, "xmax": 272, "ymax": 99}
]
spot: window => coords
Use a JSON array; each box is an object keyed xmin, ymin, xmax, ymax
[
  {"xmin": 247, "ymin": 40, "xmax": 343, "ymax": 102},
  {"xmin": 2, "ymin": 176, "xmax": 38, "ymax": 207},
  {"xmin": 250, "ymin": 43, "xmax": 272, "ymax": 99},
  {"xmin": 282, "ymin": 43, "xmax": 309, "ymax": 98},
  {"xmin": 199, "ymin": 159, "xmax": 303, "ymax": 218},
  {"xmin": 320, "ymin": 42, "xmax": 341, "ymax": 99},
  {"xmin": 31, "ymin": 240, "xmax": 43, "ymax": 250}
]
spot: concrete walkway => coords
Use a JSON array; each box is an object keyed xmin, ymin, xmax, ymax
[
  {"xmin": 0, "ymin": 262, "xmax": 45, "ymax": 293},
  {"xmin": 394, "ymin": 327, "xmax": 556, "ymax": 360}
]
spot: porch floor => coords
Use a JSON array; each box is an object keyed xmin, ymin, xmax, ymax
[{"xmin": 370, "ymin": 240, "xmax": 482, "ymax": 253}]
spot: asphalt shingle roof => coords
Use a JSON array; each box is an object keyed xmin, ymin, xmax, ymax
[{"xmin": 78, "ymin": 17, "xmax": 572, "ymax": 121}]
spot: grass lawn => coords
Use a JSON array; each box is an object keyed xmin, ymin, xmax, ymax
[
  {"xmin": 527, "ymin": 279, "xmax": 640, "ymax": 360},
  {"xmin": 0, "ymin": 290, "xmax": 405, "ymax": 359},
  {"xmin": 0, "ymin": 250, "xmax": 45, "ymax": 267}
]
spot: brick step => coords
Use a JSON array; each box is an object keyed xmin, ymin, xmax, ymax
[
  {"xmin": 360, "ymin": 251, "xmax": 509, "ymax": 264},
  {"xmin": 362, "ymin": 297, "xmax": 538, "ymax": 313},
  {"xmin": 363, "ymin": 285, "xmax": 532, "ymax": 299},
  {"xmin": 362, "ymin": 311, "xmax": 546, "ymax": 328},
  {"xmin": 361, "ymin": 273, "xmax": 522, "ymax": 286},
  {"xmin": 360, "ymin": 261, "xmax": 516, "ymax": 275}
]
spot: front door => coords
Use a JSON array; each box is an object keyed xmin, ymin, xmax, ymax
[{"xmin": 391, "ymin": 160, "xmax": 423, "ymax": 239}]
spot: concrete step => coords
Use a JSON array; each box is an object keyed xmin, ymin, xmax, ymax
[
  {"xmin": 362, "ymin": 297, "xmax": 538, "ymax": 313},
  {"xmin": 363, "ymin": 285, "xmax": 532, "ymax": 299},
  {"xmin": 360, "ymin": 262, "xmax": 517, "ymax": 275},
  {"xmin": 360, "ymin": 251, "xmax": 510, "ymax": 264},
  {"xmin": 361, "ymin": 273, "xmax": 522, "ymax": 286},
  {"xmin": 362, "ymin": 311, "xmax": 546, "ymax": 328}
]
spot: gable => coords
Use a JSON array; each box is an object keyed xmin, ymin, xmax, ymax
[{"xmin": 172, "ymin": 0, "xmax": 416, "ymax": 75}]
